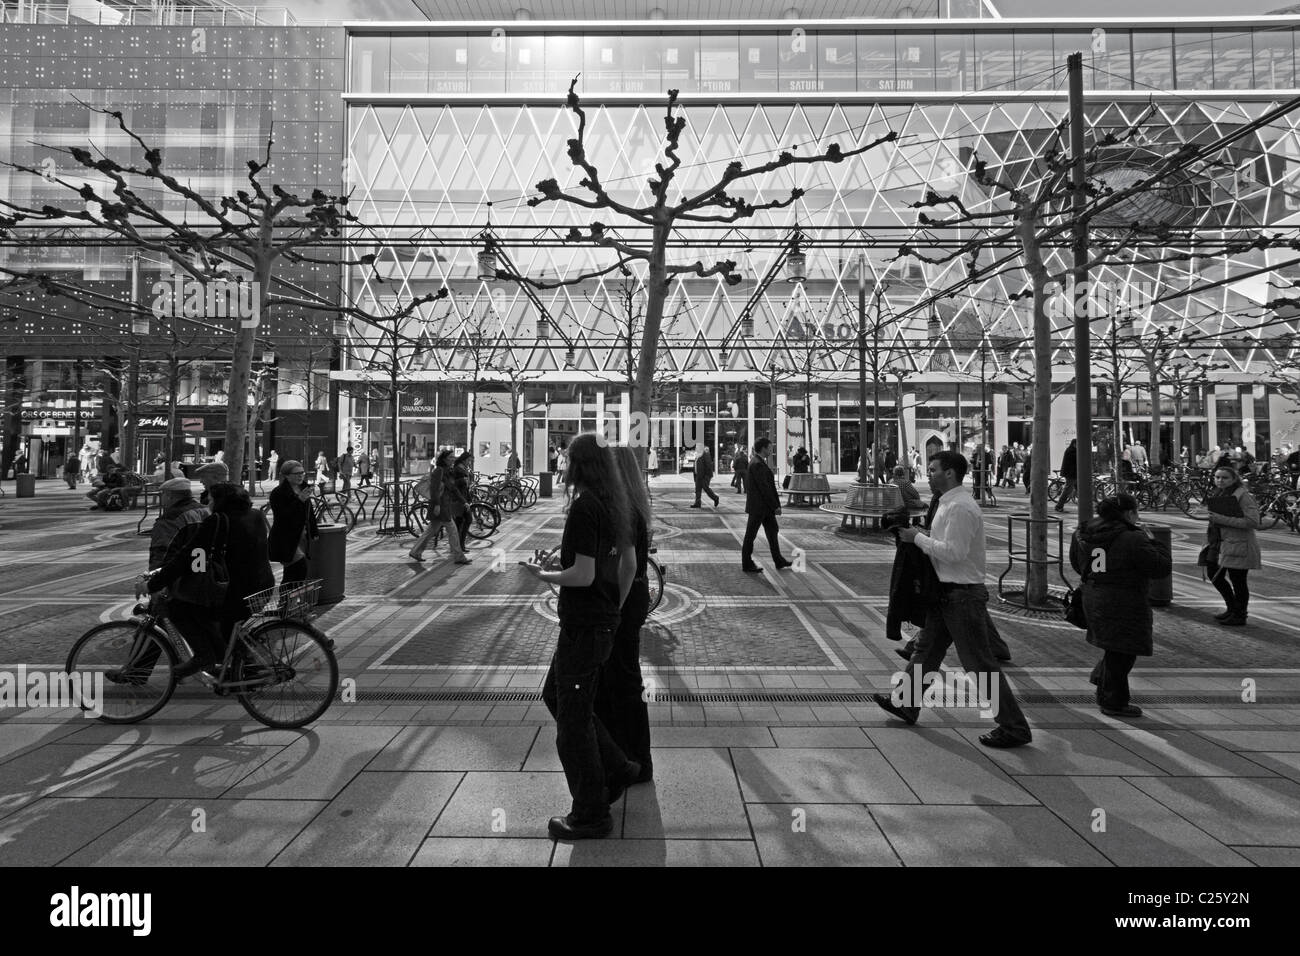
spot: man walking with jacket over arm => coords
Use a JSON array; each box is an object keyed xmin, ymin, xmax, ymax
[
  {"xmin": 874, "ymin": 450, "xmax": 1033, "ymax": 748},
  {"xmin": 692, "ymin": 445, "xmax": 719, "ymax": 508}
]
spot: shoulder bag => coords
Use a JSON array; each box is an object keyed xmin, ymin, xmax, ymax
[{"xmin": 172, "ymin": 514, "xmax": 230, "ymax": 608}]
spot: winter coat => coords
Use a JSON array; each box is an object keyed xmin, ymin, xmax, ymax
[
  {"xmin": 150, "ymin": 491, "xmax": 276, "ymax": 621},
  {"xmin": 148, "ymin": 498, "xmax": 207, "ymax": 570},
  {"xmin": 1207, "ymin": 484, "xmax": 1262, "ymax": 571},
  {"xmin": 694, "ymin": 449, "xmax": 715, "ymax": 482},
  {"xmin": 792, "ymin": 450, "xmax": 811, "ymax": 473},
  {"xmin": 268, "ymin": 481, "xmax": 319, "ymax": 563},
  {"xmin": 338, "ymin": 453, "xmax": 354, "ymax": 478},
  {"xmin": 1070, "ymin": 518, "xmax": 1171, "ymax": 656},
  {"xmin": 1061, "ymin": 443, "xmax": 1078, "ymax": 480},
  {"xmin": 745, "ymin": 456, "xmax": 781, "ymax": 518},
  {"xmin": 732, "ymin": 454, "xmax": 749, "ymax": 475},
  {"xmin": 429, "ymin": 465, "xmax": 467, "ymax": 519}
]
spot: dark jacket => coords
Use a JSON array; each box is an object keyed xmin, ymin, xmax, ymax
[
  {"xmin": 1061, "ymin": 443, "xmax": 1078, "ymax": 480},
  {"xmin": 694, "ymin": 449, "xmax": 715, "ymax": 482},
  {"xmin": 732, "ymin": 454, "xmax": 748, "ymax": 475},
  {"xmin": 792, "ymin": 450, "xmax": 811, "ymax": 474},
  {"xmin": 452, "ymin": 463, "xmax": 473, "ymax": 513},
  {"xmin": 268, "ymin": 481, "xmax": 318, "ymax": 563},
  {"xmin": 1070, "ymin": 517, "xmax": 1171, "ymax": 656},
  {"xmin": 148, "ymin": 498, "xmax": 206, "ymax": 570},
  {"xmin": 745, "ymin": 455, "xmax": 781, "ymax": 517},
  {"xmin": 429, "ymin": 465, "xmax": 467, "ymax": 518},
  {"xmin": 150, "ymin": 491, "xmax": 276, "ymax": 621}
]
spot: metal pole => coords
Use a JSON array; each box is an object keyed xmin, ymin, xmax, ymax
[
  {"xmin": 857, "ymin": 253, "xmax": 867, "ymax": 484},
  {"xmin": 1069, "ymin": 51, "xmax": 1094, "ymax": 521}
]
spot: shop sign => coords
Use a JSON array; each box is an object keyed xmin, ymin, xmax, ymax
[
  {"xmin": 680, "ymin": 404, "xmax": 713, "ymax": 415},
  {"xmin": 20, "ymin": 408, "xmax": 95, "ymax": 421},
  {"xmin": 181, "ymin": 418, "xmax": 204, "ymax": 432},
  {"xmin": 136, "ymin": 416, "xmax": 169, "ymax": 430}
]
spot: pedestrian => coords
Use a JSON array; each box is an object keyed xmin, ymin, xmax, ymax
[
  {"xmin": 731, "ymin": 444, "xmax": 748, "ymax": 494},
  {"xmin": 268, "ymin": 449, "xmax": 280, "ymax": 483},
  {"xmin": 741, "ymin": 438, "xmax": 793, "ymax": 574},
  {"xmin": 1070, "ymin": 493, "xmax": 1171, "ymax": 718},
  {"xmin": 891, "ymin": 464, "xmax": 922, "ymax": 511},
  {"xmin": 212, "ymin": 450, "xmax": 224, "ymax": 466},
  {"xmin": 357, "ymin": 448, "xmax": 373, "ymax": 487},
  {"xmin": 338, "ymin": 446, "xmax": 355, "ymax": 495},
  {"xmin": 520, "ymin": 433, "xmax": 640, "ymax": 841},
  {"xmin": 874, "ymin": 450, "xmax": 1033, "ymax": 748},
  {"xmin": 691, "ymin": 444, "xmax": 719, "ymax": 508},
  {"xmin": 1022, "ymin": 446, "xmax": 1032, "ymax": 491},
  {"xmin": 792, "ymin": 446, "xmax": 811, "ymax": 474},
  {"xmin": 15, "ymin": 449, "xmax": 29, "ymax": 475},
  {"xmin": 268, "ymin": 460, "xmax": 318, "ymax": 585},
  {"xmin": 1056, "ymin": 439, "xmax": 1078, "ymax": 512},
  {"xmin": 507, "ymin": 448, "xmax": 521, "ymax": 476},
  {"xmin": 1203, "ymin": 464, "xmax": 1261, "ymax": 626},
  {"xmin": 556, "ymin": 442, "xmax": 568, "ymax": 484},
  {"xmin": 1288, "ymin": 444, "xmax": 1300, "ymax": 490},
  {"xmin": 453, "ymin": 451, "xmax": 474, "ymax": 550},
  {"xmin": 193, "ymin": 461, "xmax": 228, "ymax": 508},
  {"xmin": 1130, "ymin": 440, "xmax": 1148, "ymax": 472},
  {"xmin": 408, "ymin": 449, "xmax": 472, "ymax": 565},
  {"xmin": 142, "ymin": 482, "xmax": 274, "ymax": 679},
  {"xmin": 884, "ymin": 446, "xmax": 898, "ymax": 475},
  {"xmin": 594, "ymin": 444, "xmax": 656, "ymax": 786},
  {"xmin": 997, "ymin": 445, "xmax": 1014, "ymax": 488},
  {"xmin": 313, "ymin": 451, "xmax": 330, "ymax": 491},
  {"xmin": 62, "ymin": 454, "xmax": 79, "ymax": 490}
]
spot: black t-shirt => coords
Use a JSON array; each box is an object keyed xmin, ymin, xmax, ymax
[{"xmin": 557, "ymin": 493, "xmax": 622, "ymax": 626}]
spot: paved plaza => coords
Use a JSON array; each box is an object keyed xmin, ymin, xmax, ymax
[{"xmin": 2, "ymin": 475, "xmax": 1299, "ymax": 867}]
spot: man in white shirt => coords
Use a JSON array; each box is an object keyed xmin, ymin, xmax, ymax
[{"xmin": 875, "ymin": 450, "xmax": 1032, "ymax": 748}]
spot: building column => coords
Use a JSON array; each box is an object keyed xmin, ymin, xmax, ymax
[
  {"xmin": 993, "ymin": 390, "xmax": 1009, "ymax": 451},
  {"xmin": 776, "ymin": 392, "xmax": 788, "ymax": 474},
  {"xmin": 3, "ymin": 356, "xmax": 25, "ymax": 479},
  {"xmin": 809, "ymin": 390, "xmax": 820, "ymax": 473},
  {"xmin": 747, "ymin": 390, "xmax": 755, "ymax": 460}
]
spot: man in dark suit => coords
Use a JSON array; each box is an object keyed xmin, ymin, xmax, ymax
[
  {"xmin": 741, "ymin": 438, "xmax": 792, "ymax": 573},
  {"xmin": 691, "ymin": 445, "xmax": 719, "ymax": 508}
]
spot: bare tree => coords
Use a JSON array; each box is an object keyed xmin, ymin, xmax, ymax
[
  {"xmin": 0, "ymin": 103, "xmax": 374, "ymax": 485},
  {"xmin": 514, "ymin": 79, "xmax": 897, "ymax": 428}
]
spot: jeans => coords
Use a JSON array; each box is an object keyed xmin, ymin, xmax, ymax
[
  {"xmin": 694, "ymin": 476, "xmax": 719, "ymax": 506},
  {"xmin": 907, "ymin": 585, "xmax": 1031, "ymax": 738},
  {"xmin": 455, "ymin": 512, "xmax": 470, "ymax": 550},
  {"xmin": 732, "ymin": 473, "xmax": 746, "ymax": 494},
  {"xmin": 1057, "ymin": 478, "xmax": 1077, "ymax": 508},
  {"xmin": 1207, "ymin": 563, "xmax": 1250, "ymax": 614},
  {"xmin": 410, "ymin": 513, "xmax": 467, "ymax": 560},
  {"xmin": 1095, "ymin": 650, "xmax": 1137, "ymax": 709},
  {"xmin": 595, "ymin": 581, "xmax": 652, "ymax": 773},
  {"xmin": 899, "ymin": 608, "xmax": 1011, "ymax": 660},
  {"xmin": 741, "ymin": 512, "xmax": 786, "ymax": 568},
  {"xmin": 542, "ymin": 622, "xmax": 627, "ymax": 822}
]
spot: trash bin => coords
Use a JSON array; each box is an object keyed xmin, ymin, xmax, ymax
[
  {"xmin": 539, "ymin": 471, "xmax": 553, "ymax": 498},
  {"xmin": 1147, "ymin": 524, "xmax": 1173, "ymax": 607},
  {"xmin": 307, "ymin": 523, "xmax": 347, "ymax": 606},
  {"xmin": 16, "ymin": 474, "xmax": 36, "ymax": 498}
]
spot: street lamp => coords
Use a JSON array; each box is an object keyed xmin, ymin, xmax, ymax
[{"xmin": 784, "ymin": 231, "xmax": 807, "ymax": 284}]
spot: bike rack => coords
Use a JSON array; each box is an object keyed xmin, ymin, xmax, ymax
[
  {"xmin": 375, "ymin": 479, "xmax": 418, "ymax": 537},
  {"xmin": 997, "ymin": 512, "xmax": 1073, "ymax": 611}
]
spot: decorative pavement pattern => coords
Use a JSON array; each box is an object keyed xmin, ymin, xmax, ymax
[{"xmin": 1, "ymin": 476, "xmax": 1299, "ymax": 867}]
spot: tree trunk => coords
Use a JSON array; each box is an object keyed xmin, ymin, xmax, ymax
[
  {"xmin": 223, "ymin": 253, "xmax": 270, "ymax": 484},
  {"xmin": 1148, "ymin": 357, "xmax": 1162, "ymax": 469},
  {"xmin": 390, "ymin": 358, "xmax": 401, "ymax": 483},
  {"xmin": 1020, "ymin": 214, "xmax": 1052, "ymax": 605},
  {"xmin": 631, "ymin": 223, "xmax": 670, "ymax": 429},
  {"xmin": 896, "ymin": 379, "xmax": 911, "ymax": 473},
  {"xmin": 1172, "ymin": 381, "xmax": 1183, "ymax": 469},
  {"xmin": 122, "ymin": 350, "xmax": 140, "ymax": 472},
  {"xmin": 165, "ymin": 353, "xmax": 180, "ymax": 466}
]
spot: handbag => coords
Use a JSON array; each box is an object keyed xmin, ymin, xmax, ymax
[
  {"xmin": 173, "ymin": 514, "xmax": 230, "ymax": 608},
  {"xmin": 1063, "ymin": 587, "xmax": 1088, "ymax": 629},
  {"xmin": 782, "ymin": 474, "xmax": 792, "ymax": 489}
]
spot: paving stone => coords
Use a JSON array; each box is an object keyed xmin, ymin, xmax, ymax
[
  {"xmin": 648, "ymin": 726, "xmax": 776, "ymax": 748},
  {"xmin": 44, "ymin": 744, "xmax": 282, "ymax": 801},
  {"xmin": 770, "ymin": 727, "xmax": 873, "ymax": 748},
  {"xmin": 732, "ymin": 748, "xmax": 917, "ymax": 804},
  {"xmin": 411, "ymin": 837, "xmax": 555, "ymax": 866},
  {"xmin": 862, "ymin": 728, "xmax": 1038, "ymax": 805},
  {"xmin": 624, "ymin": 748, "xmax": 750, "ymax": 839},
  {"xmin": 871, "ymin": 805, "xmax": 1113, "ymax": 866},
  {"xmin": 61, "ymin": 799, "xmax": 327, "ymax": 866},
  {"xmin": 221, "ymin": 727, "xmax": 403, "ymax": 800},
  {"xmin": 1239, "ymin": 751, "xmax": 1300, "ymax": 783},
  {"xmin": 1099, "ymin": 728, "xmax": 1282, "ymax": 777},
  {"xmin": 1232, "ymin": 847, "xmax": 1300, "ymax": 866},
  {"xmin": 60, "ymin": 724, "xmax": 231, "ymax": 747},
  {"xmin": 746, "ymin": 803, "xmax": 900, "ymax": 867},
  {"xmin": 0, "ymin": 722, "xmax": 85, "ymax": 765},
  {"xmin": 431, "ymin": 772, "xmax": 573, "ymax": 839},
  {"xmin": 272, "ymin": 771, "xmax": 461, "ymax": 866},
  {"xmin": 953, "ymin": 728, "xmax": 1168, "ymax": 776},
  {"xmin": 1015, "ymin": 776, "xmax": 1252, "ymax": 867},
  {"xmin": 0, "ymin": 797, "xmax": 154, "ymax": 865},
  {"xmin": 554, "ymin": 839, "xmax": 759, "ymax": 867},
  {"xmin": 368, "ymin": 726, "xmax": 538, "ymax": 771},
  {"xmin": 1126, "ymin": 776, "xmax": 1300, "ymax": 846},
  {"xmin": 1194, "ymin": 729, "xmax": 1300, "ymax": 752}
]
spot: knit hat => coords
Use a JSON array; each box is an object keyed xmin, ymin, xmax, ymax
[
  {"xmin": 194, "ymin": 462, "xmax": 229, "ymax": 484},
  {"xmin": 159, "ymin": 477, "xmax": 193, "ymax": 495}
]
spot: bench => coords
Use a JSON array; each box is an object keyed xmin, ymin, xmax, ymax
[
  {"xmin": 784, "ymin": 473, "xmax": 835, "ymax": 507},
  {"xmin": 820, "ymin": 483, "xmax": 927, "ymax": 532}
]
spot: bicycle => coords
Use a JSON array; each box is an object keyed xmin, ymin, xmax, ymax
[
  {"xmin": 66, "ymin": 579, "xmax": 339, "ymax": 729},
  {"xmin": 537, "ymin": 541, "xmax": 666, "ymax": 616},
  {"xmin": 260, "ymin": 485, "xmax": 357, "ymax": 533}
]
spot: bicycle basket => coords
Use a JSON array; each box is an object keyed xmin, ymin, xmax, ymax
[{"xmin": 245, "ymin": 579, "xmax": 322, "ymax": 621}]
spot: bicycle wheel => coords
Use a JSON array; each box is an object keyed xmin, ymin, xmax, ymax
[
  {"xmin": 647, "ymin": 558, "xmax": 665, "ymax": 615},
  {"xmin": 522, "ymin": 485, "xmax": 538, "ymax": 508},
  {"xmin": 1257, "ymin": 492, "xmax": 1282, "ymax": 529},
  {"xmin": 1047, "ymin": 479, "xmax": 1062, "ymax": 503},
  {"xmin": 498, "ymin": 485, "xmax": 523, "ymax": 513},
  {"xmin": 466, "ymin": 502, "xmax": 500, "ymax": 539},
  {"xmin": 234, "ymin": 620, "xmax": 338, "ymax": 729},
  {"xmin": 65, "ymin": 620, "xmax": 177, "ymax": 724}
]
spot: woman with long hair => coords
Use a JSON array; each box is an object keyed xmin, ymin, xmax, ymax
[
  {"xmin": 521, "ymin": 433, "xmax": 639, "ymax": 840},
  {"xmin": 1204, "ymin": 464, "xmax": 1261, "ymax": 626},
  {"xmin": 452, "ymin": 451, "xmax": 474, "ymax": 551},
  {"xmin": 594, "ymin": 444, "xmax": 655, "ymax": 786},
  {"xmin": 409, "ymin": 448, "xmax": 471, "ymax": 564},
  {"xmin": 1070, "ymin": 494, "xmax": 1171, "ymax": 718},
  {"xmin": 268, "ymin": 459, "xmax": 318, "ymax": 585}
]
